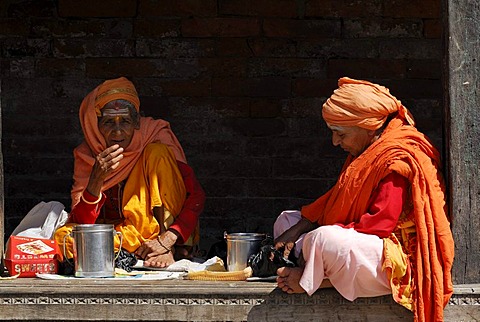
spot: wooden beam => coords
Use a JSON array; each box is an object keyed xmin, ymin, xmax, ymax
[{"xmin": 444, "ymin": 0, "xmax": 480, "ymax": 283}]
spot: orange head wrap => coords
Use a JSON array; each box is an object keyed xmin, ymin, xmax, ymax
[
  {"xmin": 94, "ymin": 77, "xmax": 140, "ymax": 116},
  {"xmin": 322, "ymin": 77, "xmax": 415, "ymax": 130}
]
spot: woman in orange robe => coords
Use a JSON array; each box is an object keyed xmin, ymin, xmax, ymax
[
  {"xmin": 55, "ymin": 77, "xmax": 205, "ymax": 268},
  {"xmin": 275, "ymin": 77, "xmax": 454, "ymax": 322}
]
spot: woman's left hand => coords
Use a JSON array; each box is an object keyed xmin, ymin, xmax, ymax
[{"xmin": 135, "ymin": 230, "xmax": 177, "ymax": 260}]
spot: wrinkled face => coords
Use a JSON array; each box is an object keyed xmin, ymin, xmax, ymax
[
  {"xmin": 329, "ymin": 125, "xmax": 376, "ymax": 157},
  {"xmin": 98, "ymin": 99, "xmax": 139, "ymax": 149}
]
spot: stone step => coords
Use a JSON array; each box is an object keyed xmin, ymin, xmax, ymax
[{"xmin": 0, "ymin": 278, "xmax": 478, "ymax": 321}]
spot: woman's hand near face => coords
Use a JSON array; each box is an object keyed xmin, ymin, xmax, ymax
[{"xmin": 85, "ymin": 144, "xmax": 124, "ymax": 197}]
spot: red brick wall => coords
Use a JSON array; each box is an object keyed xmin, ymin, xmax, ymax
[{"xmin": 0, "ymin": 0, "xmax": 443, "ymax": 246}]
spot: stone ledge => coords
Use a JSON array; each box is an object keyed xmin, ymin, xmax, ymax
[{"xmin": 0, "ymin": 279, "xmax": 478, "ymax": 321}]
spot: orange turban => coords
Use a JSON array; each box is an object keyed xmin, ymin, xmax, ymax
[
  {"xmin": 94, "ymin": 77, "xmax": 140, "ymax": 116},
  {"xmin": 322, "ymin": 77, "xmax": 415, "ymax": 130}
]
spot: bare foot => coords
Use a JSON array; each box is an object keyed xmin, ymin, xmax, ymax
[
  {"xmin": 276, "ymin": 267, "xmax": 306, "ymax": 294},
  {"xmin": 144, "ymin": 251, "xmax": 175, "ymax": 268}
]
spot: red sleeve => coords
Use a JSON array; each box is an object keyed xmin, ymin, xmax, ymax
[
  {"xmin": 168, "ymin": 161, "xmax": 205, "ymax": 243},
  {"xmin": 336, "ymin": 172, "xmax": 408, "ymax": 238},
  {"xmin": 69, "ymin": 190, "xmax": 105, "ymax": 224}
]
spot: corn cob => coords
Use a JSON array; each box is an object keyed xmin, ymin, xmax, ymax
[{"xmin": 185, "ymin": 266, "xmax": 253, "ymax": 281}]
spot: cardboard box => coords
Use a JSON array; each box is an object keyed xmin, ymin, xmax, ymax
[{"xmin": 4, "ymin": 235, "xmax": 60, "ymax": 277}]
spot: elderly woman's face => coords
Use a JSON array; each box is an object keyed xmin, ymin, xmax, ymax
[
  {"xmin": 329, "ymin": 125, "xmax": 376, "ymax": 157},
  {"xmin": 98, "ymin": 99, "xmax": 139, "ymax": 150}
]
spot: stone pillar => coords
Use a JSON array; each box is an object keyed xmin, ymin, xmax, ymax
[
  {"xmin": 0, "ymin": 79, "xmax": 4, "ymax": 257},
  {"xmin": 444, "ymin": 0, "xmax": 480, "ymax": 283}
]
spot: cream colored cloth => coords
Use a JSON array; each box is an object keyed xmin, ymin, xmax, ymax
[{"xmin": 274, "ymin": 210, "xmax": 391, "ymax": 299}]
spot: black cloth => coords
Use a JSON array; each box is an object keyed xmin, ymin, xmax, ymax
[
  {"xmin": 115, "ymin": 249, "xmax": 138, "ymax": 272},
  {"xmin": 247, "ymin": 237, "xmax": 296, "ymax": 277}
]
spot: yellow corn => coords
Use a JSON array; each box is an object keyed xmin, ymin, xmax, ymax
[{"xmin": 186, "ymin": 267, "xmax": 252, "ymax": 281}]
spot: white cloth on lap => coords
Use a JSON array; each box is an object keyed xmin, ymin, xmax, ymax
[
  {"xmin": 274, "ymin": 210, "xmax": 391, "ymax": 300},
  {"xmin": 11, "ymin": 201, "xmax": 69, "ymax": 239}
]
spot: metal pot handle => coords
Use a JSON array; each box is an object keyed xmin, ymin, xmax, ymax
[
  {"xmin": 114, "ymin": 231, "xmax": 123, "ymax": 260},
  {"xmin": 62, "ymin": 233, "xmax": 74, "ymax": 267}
]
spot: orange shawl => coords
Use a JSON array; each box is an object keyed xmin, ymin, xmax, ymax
[
  {"xmin": 71, "ymin": 77, "xmax": 186, "ymax": 208},
  {"xmin": 302, "ymin": 118, "xmax": 454, "ymax": 321}
]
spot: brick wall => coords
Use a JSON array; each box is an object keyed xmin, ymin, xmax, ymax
[{"xmin": 0, "ymin": 0, "xmax": 443, "ymax": 247}]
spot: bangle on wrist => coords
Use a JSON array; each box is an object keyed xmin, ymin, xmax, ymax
[
  {"xmin": 157, "ymin": 239, "xmax": 172, "ymax": 252},
  {"xmin": 81, "ymin": 191, "xmax": 102, "ymax": 205}
]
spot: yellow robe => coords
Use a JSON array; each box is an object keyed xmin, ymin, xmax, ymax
[{"xmin": 55, "ymin": 143, "xmax": 194, "ymax": 258}]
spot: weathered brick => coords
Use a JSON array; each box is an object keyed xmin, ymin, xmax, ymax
[
  {"xmin": 134, "ymin": 18, "xmax": 181, "ymax": 38},
  {"xmin": 424, "ymin": 19, "xmax": 442, "ymax": 38},
  {"xmin": 218, "ymin": 0, "xmax": 298, "ymax": 18},
  {"xmin": 138, "ymin": 0, "xmax": 217, "ymax": 17},
  {"xmin": 2, "ymin": 115, "xmax": 78, "ymax": 136},
  {"xmin": 193, "ymin": 156, "xmax": 272, "ymax": 177},
  {"xmin": 0, "ymin": 0, "xmax": 447, "ymax": 244},
  {"xmin": 247, "ymin": 38, "xmax": 296, "ymax": 58},
  {"xmin": 407, "ymin": 59, "xmax": 441, "ymax": 79},
  {"xmin": 379, "ymin": 39, "xmax": 441, "ymax": 59},
  {"xmin": 280, "ymin": 97, "xmax": 327, "ymax": 118},
  {"xmin": 227, "ymin": 118, "xmax": 286, "ymax": 137},
  {"xmin": 0, "ymin": 19, "xmax": 29, "ymax": 36},
  {"xmin": 245, "ymin": 137, "xmax": 338, "ymax": 158},
  {"xmin": 53, "ymin": 38, "xmax": 135, "ymax": 58},
  {"xmin": 250, "ymin": 99, "xmax": 281, "ymax": 118},
  {"xmin": 32, "ymin": 19, "xmax": 133, "ymax": 38},
  {"xmin": 212, "ymin": 77, "xmax": 291, "ymax": 97},
  {"xmin": 246, "ymin": 177, "xmax": 332, "ymax": 199},
  {"xmin": 305, "ymin": 0, "xmax": 382, "ymax": 18},
  {"xmin": 293, "ymin": 78, "xmax": 338, "ymax": 98},
  {"xmin": 58, "ymin": 0, "xmax": 137, "ymax": 18},
  {"xmin": 3, "ymin": 156, "xmax": 73, "ymax": 176},
  {"xmin": 8, "ymin": 59, "xmax": 35, "ymax": 78},
  {"xmin": 182, "ymin": 17, "xmax": 260, "ymax": 37},
  {"xmin": 181, "ymin": 136, "xmax": 246, "ymax": 157},
  {"xmin": 200, "ymin": 178, "xmax": 248, "ymax": 198},
  {"xmin": 0, "ymin": 58, "xmax": 10, "ymax": 78},
  {"xmin": 165, "ymin": 118, "xmax": 210, "ymax": 138},
  {"xmin": 381, "ymin": 79, "xmax": 442, "ymax": 99},
  {"xmin": 401, "ymin": 98, "xmax": 441, "ymax": 120},
  {"xmin": 247, "ymin": 58, "xmax": 327, "ymax": 78},
  {"xmin": 162, "ymin": 97, "xmax": 252, "ymax": 120},
  {"xmin": 3, "ymin": 135, "xmax": 81, "ymax": 155},
  {"xmin": 5, "ymin": 0, "xmax": 57, "ymax": 18},
  {"xmin": 4, "ymin": 175, "xmax": 72, "ymax": 196},
  {"xmin": 383, "ymin": 0, "xmax": 440, "ymax": 18},
  {"xmin": 200, "ymin": 208, "xmax": 273, "ymax": 238},
  {"xmin": 273, "ymin": 156, "xmax": 344, "ymax": 179},
  {"xmin": 285, "ymin": 117, "xmax": 327, "ymax": 138},
  {"xmin": 297, "ymin": 39, "xmax": 379, "ymax": 59},
  {"xmin": 1, "ymin": 91, "xmax": 83, "ymax": 117},
  {"xmin": 344, "ymin": 18, "xmax": 423, "ymax": 38},
  {"xmin": 198, "ymin": 58, "xmax": 248, "ymax": 77},
  {"xmin": 2, "ymin": 38, "xmax": 51, "ymax": 57},
  {"xmin": 136, "ymin": 38, "xmax": 215, "ymax": 58},
  {"xmin": 327, "ymin": 59, "xmax": 407, "ymax": 79},
  {"xmin": 86, "ymin": 58, "xmax": 202, "ymax": 78},
  {"xmin": 36, "ymin": 58, "xmax": 85, "ymax": 77},
  {"xmin": 263, "ymin": 18, "xmax": 341, "ymax": 38},
  {"xmin": 143, "ymin": 78, "xmax": 211, "ymax": 97},
  {"xmin": 216, "ymin": 38, "xmax": 253, "ymax": 57}
]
